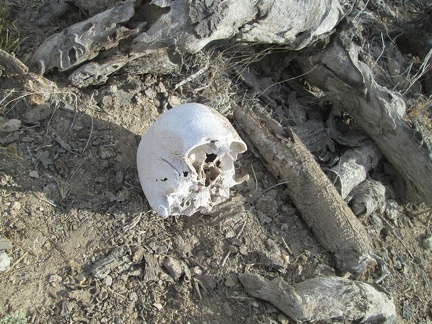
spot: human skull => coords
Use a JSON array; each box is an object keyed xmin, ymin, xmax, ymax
[{"xmin": 137, "ymin": 103, "xmax": 248, "ymax": 218}]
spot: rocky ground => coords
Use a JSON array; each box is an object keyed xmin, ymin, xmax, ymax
[{"xmin": 0, "ymin": 0, "xmax": 432, "ymax": 323}]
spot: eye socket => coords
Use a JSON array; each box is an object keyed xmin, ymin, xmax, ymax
[{"xmin": 205, "ymin": 153, "xmax": 218, "ymax": 163}]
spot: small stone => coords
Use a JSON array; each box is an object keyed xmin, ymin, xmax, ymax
[
  {"xmin": 0, "ymin": 119, "xmax": 21, "ymax": 132},
  {"xmin": 277, "ymin": 314, "xmax": 289, "ymax": 324},
  {"xmin": 75, "ymin": 273, "xmax": 87, "ymax": 285},
  {"xmin": 422, "ymin": 235, "xmax": 432, "ymax": 250},
  {"xmin": 29, "ymin": 170, "xmax": 39, "ymax": 178},
  {"xmin": 128, "ymin": 291, "xmax": 138, "ymax": 302},
  {"xmin": 132, "ymin": 246, "xmax": 145, "ymax": 262},
  {"xmin": 104, "ymin": 275, "xmax": 113, "ymax": 286},
  {"xmin": 129, "ymin": 269, "xmax": 143, "ymax": 277},
  {"xmin": 144, "ymin": 88, "xmax": 155, "ymax": 99},
  {"xmin": 163, "ymin": 256, "xmax": 187, "ymax": 281},
  {"xmin": 168, "ymin": 95, "xmax": 182, "ymax": 107},
  {"xmin": 0, "ymin": 238, "xmax": 13, "ymax": 251},
  {"xmin": 153, "ymin": 303, "xmax": 163, "ymax": 310},
  {"xmin": 394, "ymin": 260, "xmax": 403, "ymax": 270},
  {"xmin": 49, "ymin": 274, "xmax": 62, "ymax": 284},
  {"xmin": 0, "ymin": 251, "xmax": 11, "ymax": 271},
  {"xmin": 114, "ymin": 170, "xmax": 124, "ymax": 185},
  {"xmin": 385, "ymin": 200, "xmax": 402, "ymax": 225},
  {"xmin": 22, "ymin": 103, "xmax": 53, "ymax": 124},
  {"xmin": 224, "ymin": 273, "xmax": 237, "ymax": 287},
  {"xmin": 98, "ymin": 146, "xmax": 116, "ymax": 159},
  {"xmin": 191, "ymin": 266, "xmax": 202, "ymax": 276},
  {"xmin": 157, "ymin": 82, "xmax": 167, "ymax": 94}
]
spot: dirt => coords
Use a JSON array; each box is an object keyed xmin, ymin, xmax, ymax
[{"xmin": 1, "ymin": 0, "xmax": 432, "ymax": 323}]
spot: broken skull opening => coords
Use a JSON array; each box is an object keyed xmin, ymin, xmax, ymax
[{"xmin": 137, "ymin": 103, "xmax": 248, "ymax": 217}]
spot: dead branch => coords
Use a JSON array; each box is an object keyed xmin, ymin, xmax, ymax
[
  {"xmin": 234, "ymin": 105, "xmax": 374, "ymax": 273},
  {"xmin": 238, "ymin": 273, "xmax": 396, "ymax": 322},
  {"xmin": 296, "ymin": 32, "xmax": 432, "ymax": 206}
]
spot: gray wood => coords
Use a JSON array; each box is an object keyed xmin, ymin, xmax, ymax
[
  {"xmin": 326, "ymin": 140, "xmax": 382, "ymax": 198},
  {"xmin": 297, "ymin": 32, "xmax": 432, "ymax": 206},
  {"xmin": 239, "ymin": 273, "xmax": 396, "ymax": 323},
  {"xmin": 29, "ymin": 2, "xmax": 135, "ymax": 74},
  {"xmin": 234, "ymin": 106, "xmax": 374, "ymax": 273}
]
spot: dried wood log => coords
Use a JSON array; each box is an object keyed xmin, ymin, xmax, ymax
[
  {"xmin": 28, "ymin": 0, "xmax": 342, "ymax": 85},
  {"xmin": 326, "ymin": 140, "xmax": 382, "ymax": 198},
  {"xmin": 297, "ymin": 32, "xmax": 432, "ymax": 206},
  {"xmin": 238, "ymin": 273, "xmax": 396, "ymax": 323},
  {"xmin": 234, "ymin": 106, "xmax": 374, "ymax": 273},
  {"xmin": 69, "ymin": 54, "xmax": 129, "ymax": 88},
  {"xmin": 350, "ymin": 179, "xmax": 386, "ymax": 218},
  {"xmin": 131, "ymin": 0, "xmax": 342, "ymax": 55},
  {"xmin": 29, "ymin": 2, "xmax": 136, "ymax": 74}
]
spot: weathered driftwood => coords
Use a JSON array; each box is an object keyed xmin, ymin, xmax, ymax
[
  {"xmin": 234, "ymin": 106, "xmax": 374, "ymax": 273},
  {"xmin": 350, "ymin": 179, "xmax": 386, "ymax": 218},
  {"xmin": 238, "ymin": 273, "xmax": 396, "ymax": 323},
  {"xmin": 131, "ymin": 0, "xmax": 342, "ymax": 56},
  {"xmin": 326, "ymin": 140, "xmax": 382, "ymax": 198},
  {"xmin": 297, "ymin": 32, "xmax": 432, "ymax": 206},
  {"xmin": 68, "ymin": 54, "xmax": 129, "ymax": 88},
  {"xmin": 29, "ymin": 0, "xmax": 342, "ymax": 85},
  {"xmin": 29, "ymin": 2, "xmax": 136, "ymax": 74}
]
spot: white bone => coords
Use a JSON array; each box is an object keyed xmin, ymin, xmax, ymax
[{"xmin": 137, "ymin": 103, "xmax": 247, "ymax": 218}]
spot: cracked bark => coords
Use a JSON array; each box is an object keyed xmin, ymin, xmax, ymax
[{"xmin": 234, "ymin": 105, "xmax": 374, "ymax": 273}]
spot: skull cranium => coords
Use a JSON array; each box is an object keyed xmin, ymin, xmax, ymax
[{"xmin": 137, "ymin": 103, "xmax": 247, "ymax": 217}]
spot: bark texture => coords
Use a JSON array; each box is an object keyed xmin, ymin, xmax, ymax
[
  {"xmin": 297, "ymin": 32, "xmax": 432, "ymax": 206},
  {"xmin": 238, "ymin": 273, "xmax": 396, "ymax": 323},
  {"xmin": 234, "ymin": 106, "xmax": 373, "ymax": 273}
]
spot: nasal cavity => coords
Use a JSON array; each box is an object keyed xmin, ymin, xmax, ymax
[{"xmin": 205, "ymin": 153, "xmax": 217, "ymax": 163}]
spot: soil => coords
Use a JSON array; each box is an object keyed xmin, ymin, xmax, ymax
[{"xmin": 1, "ymin": 0, "xmax": 431, "ymax": 323}]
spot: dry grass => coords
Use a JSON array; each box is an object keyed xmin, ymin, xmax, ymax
[{"xmin": 0, "ymin": 5, "xmax": 20, "ymax": 54}]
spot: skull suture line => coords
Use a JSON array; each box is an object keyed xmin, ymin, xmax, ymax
[{"xmin": 137, "ymin": 103, "xmax": 248, "ymax": 218}]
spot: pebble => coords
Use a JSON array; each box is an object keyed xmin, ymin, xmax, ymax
[
  {"xmin": 128, "ymin": 291, "xmax": 138, "ymax": 302},
  {"xmin": 0, "ymin": 119, "xmax": 21, "ymax": 132},
  {"xmin": 0, "ymin": 251, "xmax": 11, "ymax": 271},
  {"xmin": 394, "ymin": 260, "xmax": 403, "ymax": 270},
  {"xmin": 224, "ymin": 273, "xmax": 237, "ymax": 287},
  {"xmin": 277, "ymin": 314, "xmax": 289, "ymax": 324},
  {"xmin": 0, "ymin": 237, "xmax": 13, "ymax": 251},
  {"xmin": 163, "ymin": 256, "xmax": 186, "ymax": 281},
  {"xmin": 132, "ymin": 247, "xmax": 144, "ymax": 263},
  {"xmin": 21, "ymin": 103, "xmax": 53, "ymax": 123},
  {"xmin": 104, "ymin": 275, "xmax": 113, "ymax": 286},
  {"xmin": 168, "ymin": 95, "xmax": 182, "ymax": 107},
  {"xmin": 422, "ymin": 235, "xmax": 432, "ymax": 250},
  {"xmin": 98, "ymin": 146, "xmax": 116, "ymax": 159},
  {"xmin": 153, "ymin": 303, "xmax": 163, "ymax": 310},
  {"xmin": 29, "ymin": 170, "xmax": 39, "ymax": 178}
]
